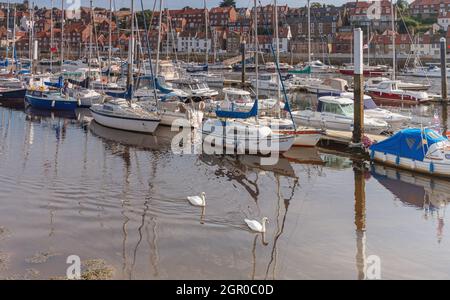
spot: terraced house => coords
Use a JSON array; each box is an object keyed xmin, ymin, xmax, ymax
[{"xmin": 410, "ymin": 0, "xmax": 450, "ymax": 18}]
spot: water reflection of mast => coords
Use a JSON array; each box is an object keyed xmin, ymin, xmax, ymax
[
  {"xmin": 130, "ymin": 198, "xmax": 149, "ymax": 279},
  {"xmin": 22, "ymin": 118, "xmax": 34, "ymax": 171},
  {"xmin": 199, "ymin": 155, "xmax": 260, "ymax": 201},
  {"xmin": 1, "ymin": 109, "xmax": 12, "ymax": 140},
  {"xmin": 120, "ymin": 145, "xmax": 132, "ymax": 278},
  {"xmin": 251, "ymin": 234, "xmax": 259, "ymax": 280},
  {"xmin": 147, "ymin": 156, "xmax": 160, "ymax": 277},
  {"xmin": 353, "ymin": 160, "xmax": 366, "ymax": 280},
  {"xmin": 264, "ymin": 176, "xmax": 298, "ymax": 279},
  {"xmin": 131, "ymin": 151, "xmax": 159, "ymax": 279}
]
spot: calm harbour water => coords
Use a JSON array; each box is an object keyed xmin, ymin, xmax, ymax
[{"xmin": 1, "ymin": 100, "xmax": 450, "ymax": 279}]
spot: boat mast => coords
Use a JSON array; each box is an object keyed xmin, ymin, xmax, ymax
[
  {"xmin": 204, "ymin": 0, "xmax": 208, "ymax": 66},
  {"xmin": 367, "ymin": 24, "xmax": 370, "ymax": 66},
  {"xmin": 6, "ymin": 0, "xmax": 10, "ymax": 60},
  {"xmin": 108, "ymin": 0, "xmax": 112, "ymax": 82},
  {"xmin": 156, "ymin": 0, "xmax": 163, "ymax": 75},
  {"xmin": 166, "ymin": 8, "xmax": 169, "ymax": 60},
  {"xmin": 61, "ymin": 0, "xmax": 64, "ymax": 68},
  {"xmin": 50, "ymin": 0, "xmax": 53, "ymax": 72},
  {"xmin": 391, "ymin": 0, "xmax": 396, "ymax": 80},
  {"xmin": 274, "ymin": 0, "xmax": 281, "ymax": 105},
  {"xmin": 29, "ymin": 2, "xmax": 34, "ymax": 72},
  {"xmin": 12, "ymin": 5, "xmax": 16, "ymax": 67},
  {"xmin": 126, "ymin": 0, "xmax": 134, "ymax": 99},
  {"xmin": 89, "ymin": 0, "xmax": 93, "ymax": 77},
  {"xmin": 307, "ymin": 0, "xmax": 311, "ymax": 66},
  {"xmin": 254, "ymin": 0, "xmax": 259, "ymax": 102}
]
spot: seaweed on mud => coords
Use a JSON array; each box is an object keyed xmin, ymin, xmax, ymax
[
  {"xmin": 49, "ymin": 258, "xmax": 115, "ymax": 280},
  {"xmin": 81, "ymin": 259, "xmax": 115, "ymax": 280}
]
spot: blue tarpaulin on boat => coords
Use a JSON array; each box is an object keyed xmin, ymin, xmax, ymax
[
  {"xmin": 215, "ymin": 99, "xmax": 258, "ymax": 119},
  {"xmin": 45, "ymin": 76, "xmax": 64, "ymax": 88},
  {"xmin": 105, "ymin": 85, "xmax": 133, "ymax": 100},
  {"xmin": 369, "ymin": 128, "xmax": 447, "ymax": 162},
  {"xmin": 138, "ymin": 75, "xmax": 173, "ymax": 94}
]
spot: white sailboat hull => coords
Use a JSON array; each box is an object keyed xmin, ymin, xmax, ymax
[
  {"xmin": 292, "ymin": 133, "xmax": 322, "ymax": 147},
  {"xmin": 292, "ymin": 112, "xmax": 387, "ymax": 135},
  {"xmin": 201, "ymin": 130, "xmax": 294, "ymax": 153},
  {"xmin": 90, "ymin": 110, "xmax": 160, "ymax": 134}
]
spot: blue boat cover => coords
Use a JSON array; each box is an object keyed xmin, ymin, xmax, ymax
[
  {"xmin": 45, "ymin": 76, "xmax": 64, "ymax": 88},
  {"xmin": 369, "ymin": 128, "xmax": 447, "ymax": 162},
  {"xmin": 138, "ymin": 75, "xmax": 173, "ymax": 94},
  {"xmin": 105, "ymin": 85, "xmax": 133, "ymax": 100},
  {"xmin": 216, "ymin": 99, "xmax": 258, "ymax": 119}
]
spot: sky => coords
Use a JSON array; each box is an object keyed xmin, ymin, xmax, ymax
[{"xmin": 7, "ymin": 0, "xmax": 352, "ymax": 10}]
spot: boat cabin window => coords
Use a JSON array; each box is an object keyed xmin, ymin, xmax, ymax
[
  {"xmin": 322, "ymin": 102, "xmax": 353, "ymax": 116},
  {"xmin": 259, "ymin": 75, "xmax": 272, "ymax": 81},
  {"xmin": 340, "ymin": 103, "xmax": 354, "ymax": 116},
  {"xmin": 225, "ymin": 93, "xmax": 251, "ymax": 103},
  {"xmin": 378, "ymin": 82, "xmax": 390, "ymax": 89},
  {"xmin": 364, "ymin": 98, "xmax": 377, "ymax": 109},
  {"xmin": 103, "ymin": 105, "xmax": 114, "ymax": 111},
  {"xmin": 197, "ymin": 83, "xmax": 208, "ymax": 89}
]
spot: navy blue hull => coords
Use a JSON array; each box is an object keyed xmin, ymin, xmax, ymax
[
  {"xmin": 25, "ymin": 94, "xmax": 78, "ymax": 111},
  {"xmin": 0, "ymin": 88, "xmax": 26, "ymax": 100}
]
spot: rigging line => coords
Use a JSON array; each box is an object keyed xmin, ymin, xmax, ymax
[
  {"xmin": 397, "ymin": 6, "xmax": 431, "ymax": 84},
  {"xmin": 140, "ymin": 0, "xmax": 159, "ymax": 105},
  {"xmin": 257, "ymin": 0, "xmax": 296, "ymax": 129}
]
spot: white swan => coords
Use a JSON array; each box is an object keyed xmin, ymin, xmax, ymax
[
  {"xmin": 244, "ymin": 217, "xmax": 268, "ymax": 233},
  {"xmin": 187, "ymin": 192, "xmax": 206, "ymax": 207}
]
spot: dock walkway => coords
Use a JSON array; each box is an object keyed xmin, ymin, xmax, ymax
[{"xmin": 321, "ymin": 130, "xmax": 387, "ymax": 145}]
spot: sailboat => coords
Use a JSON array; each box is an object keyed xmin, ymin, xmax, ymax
[
  {"xmin": 201, "ymin": 100, "xmax": 295, "ymax": 153},
  {"xmin": 246, "ymin": 0, "xmax": 323, "ymax": 147},
  {"xmin": 24, "ymin": 2, "xmax": 80, "ymax": 111},
  {"xmin": 0, "ymin": 5, "xmax": 26, "ymax": 104},
  {"xmin": 90, "ymin": 0, "xmax": 161, "ymax": 134}
]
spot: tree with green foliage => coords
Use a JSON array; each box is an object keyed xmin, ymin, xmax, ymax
[
  {"xmin": 219, "ymin": 0, "xmax": 236, "ymax": 7},
  {"xmin": 397, "ymin": 0, "xmax": 409, "ymax": 13}
]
